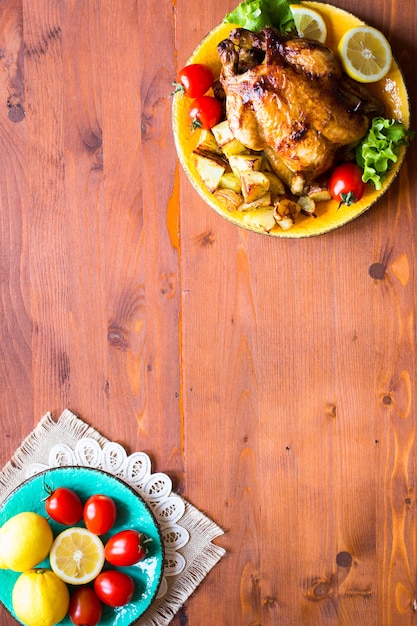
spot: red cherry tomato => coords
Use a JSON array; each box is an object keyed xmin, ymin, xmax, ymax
[
  {"xmin": 104, "ymin": 530, "xmax": 149, "ymax": 566},
  {"xmin": 173, "ymin": 63, "xmax": 214, "ymax": 97},
  {"xmin": 83, "ymin": 494, "xmax": 117, "ymax": 535},
  {"xmin": 329, "ymin": 162, "xmax": 366, "ymax": 207},
  {"xmin": 68, "ymin": 587, "xmax": 102, "ymax": 626},
  {"xmin": 45, "ymin": 487, "xmax": 83, "ymax": 525},
  {"xmin": 94, "ymin": 571, "xmax": 135, "ymax": 607},
  {"xmin": 188, "ymin": 96, "xmax": 222, "ymax": 131}
]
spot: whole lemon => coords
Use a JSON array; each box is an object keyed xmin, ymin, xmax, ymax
[
  {"xmin": 12, "ymin": 568, "xmax": 70, "ymax": 626},
  {"xmin": 0, "ymin": 512, "xmax": 53, "ymax": 571}
]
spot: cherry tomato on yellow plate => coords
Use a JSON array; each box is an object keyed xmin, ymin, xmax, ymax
[
  {"xmin": 173, "ymin": 63, "xmax": 214, "ymax": 97},
  {"xmin": 188, "ymin": 95, "xmax": 222, "ymax": 130},
  {"xmin": 329, "ymin": 162, "xmax": 366, "ymax": 207}
]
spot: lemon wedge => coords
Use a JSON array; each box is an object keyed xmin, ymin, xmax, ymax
[
  {"xmin": 49, "ymin": 527, "xmax": 105, "ymax": 585},
  {"xmin": 337, "ymin": 25, "xmax": 392, "ymax": 83},
  {"xmin": 291, "ymin": 6, "xmax": 327, "ymax": 43}
]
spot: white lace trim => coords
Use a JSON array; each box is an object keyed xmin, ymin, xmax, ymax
[{"xmin": 26, "ymin": 438, "xmax": 189, "ymax": 599}]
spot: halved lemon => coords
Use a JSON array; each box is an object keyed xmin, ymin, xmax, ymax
[
  {"xmin": 291, "ymin": 6, "xmax": 327, "ymax": 43},
  {"xmin": 49, "ymin": 527, "xmax": 105, "ymax": 585},
  {"xmin": 337, "ymin": 25, "xmax": 392, "ymax": 83}
]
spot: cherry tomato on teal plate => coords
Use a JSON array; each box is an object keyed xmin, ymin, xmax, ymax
[
  {"xmin": 68, "ymin": 587, "xmax": 102, "ymax": 626},
  {"xmin": 94, "ymin": 570, "xmax": 135, "ymax": 607},
  {"xmin": 104, "ymin": 529, "xmax": 150, "ymax": 566},
  {"xmin": 83, "ymin": 494, "xmax": 117, "ymax": 535},
  {"xmin": 45, "ymin": 487, "xmax": 83, "ymax": 526}
]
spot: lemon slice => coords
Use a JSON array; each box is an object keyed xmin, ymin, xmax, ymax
[
  {"xmin": 337, "ymin": 25, "xmax": 392, "ymax": 83},
  {"xmin": 50, "ymin": 527, "xmax": 105, "ymax": 585},
  {"xmin": 291, "ymin": 6, "xmax": 327, "ymax": 43}
]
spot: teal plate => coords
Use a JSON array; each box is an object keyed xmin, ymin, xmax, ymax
[{"xmin": 0, "ymin": 466, "xmax": 164, "ymax": 625}]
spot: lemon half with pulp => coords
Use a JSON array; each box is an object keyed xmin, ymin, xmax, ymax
[
  {"xmin": 49, "ymin": 527, "xmax": 105, "ymax": 585},
  {"xmin": 291, "ymin": 6, "xmax": 327, "ymax": 42},
  {"xmin": 338, "ymin": 25, "xmax": 392, "ymax": 83}
]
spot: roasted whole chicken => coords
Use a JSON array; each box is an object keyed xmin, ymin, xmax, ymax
[{"xmin": 218, "ymin": 28, "xmax": 385, "ymax": 194}]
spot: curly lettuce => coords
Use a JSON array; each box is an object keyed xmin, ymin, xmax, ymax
[
  {"xmin": 224, "ymin": 0, "xmax": 296, "ymax": 33},
  {"xmin": 355, "ymin": 117, "xmax": 414, "ymax": 190}
]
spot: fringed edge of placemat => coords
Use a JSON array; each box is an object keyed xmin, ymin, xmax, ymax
[
  {"xmin": 57, "ymin": 408, "xmax": 109, "ymax": 444},
  {"xmin": 0, "ymin": 411, "xmax": 107, "ymax": 497},
  {"xmin": 142, "ymin": 501, "xmax": 226, "ymax": 625},
  {"xmin": 0, "ymin": 412, "xmax": 55, "ymax": 493}
]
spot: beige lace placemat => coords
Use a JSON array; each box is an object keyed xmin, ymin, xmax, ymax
[{"xmin": 0, "ymin": 409, "xmax": 226, "ymax": 626}]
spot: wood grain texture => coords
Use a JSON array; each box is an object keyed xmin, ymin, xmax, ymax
[{"xmin": 0, "ymin": 0, "xmax": 416, "ymax": 624}]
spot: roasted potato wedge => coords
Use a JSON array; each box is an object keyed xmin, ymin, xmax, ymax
[
  {"xmin": 297, "ymin": 195, "xmax": 316, "ymax": 215},
  {"xmin": 243, "ymin": 208, "xmax": 277, "ymax": 233},
  {"xmin": 192, "ymin": 152, "xmax": 227, "ymax": 193},
  {"xmin": 229, "ymin": 154, "xmax": 263, "ymax": 178},
  {"xmin": 307, "ymin": 185, "xmax": 332, "ymax": 202},
  {"xmin": 218, "ymin": 172, "xmax": 242, "ymax": 193},
  {"xmin": 238, "ymin": 192, "xmax": 272, "ymax": 211},
  {"xmin": 274, "ymin": 198, "xmax": 301, "ymax": 231},
  {"xmin": 214, "ymin": 189, "xmax": 243, "ymax": 211},
  {"xmin": 221, "ymin": 139, "xmax": 250, "ymax": 158},
  {"xmin": 211, "ymin": 122, "xmax": 249, "ymax": 157},
  {"xmin": 263, "ymin": 171, "xmax": 285, "ymax": 195},
  {"xmin": 211, "ymin": 120, "xmax": 235, "ymax": 146},
  {"xmin": 240, "ymin": 170, "xmax": 270, "ymax": 203},
  {"xmin": 194, "ymin": 129, "xmax": 223, "ymax": 157}
]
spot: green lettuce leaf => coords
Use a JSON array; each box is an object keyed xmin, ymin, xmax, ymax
[
  {"xmin": 355, "ymin": 117, "xmax": 414, "ymax": 190},
  {"xmin": 224, "ymin": 0, "xmax": 296, "ymax": 33}
]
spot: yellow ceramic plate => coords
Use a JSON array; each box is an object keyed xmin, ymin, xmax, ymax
[{"xmin": 172, "ymin": 1, "xmax": 410, "ymax": 238}]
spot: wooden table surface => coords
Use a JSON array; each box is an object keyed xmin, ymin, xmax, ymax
[{"xmin": 0, "ymin": 0, "xmax": 416, "ymax": 624}]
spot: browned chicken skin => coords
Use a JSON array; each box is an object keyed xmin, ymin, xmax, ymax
[{"xmin": 218, "ymin": 28, "xmax": 385, "ymax": 193}]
